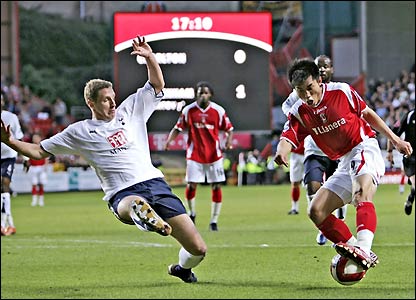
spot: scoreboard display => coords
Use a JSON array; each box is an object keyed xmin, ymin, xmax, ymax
[{"xmin": 113, "ymin": 12, "xmax": 272, "ymax": 132}]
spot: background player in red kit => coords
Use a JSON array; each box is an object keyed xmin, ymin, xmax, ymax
[
  {"xmin": 164, "ymin": 81, "xmax": 234, "ymax": 231},
  {"xmin": 24, "ymin": 133, "xmax": 48, "ymax": 207},
  {"xmin": 286, "ymin": 140, "xmax": 305, "ymax": 215},
  {"xmin": 274, "ymin": 58, "xmax": 412, "ymax": 272}
]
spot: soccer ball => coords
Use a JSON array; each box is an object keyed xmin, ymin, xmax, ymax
[{"xmin": 330, "ymin": 254, "xmax": 366, "ymax": 286}]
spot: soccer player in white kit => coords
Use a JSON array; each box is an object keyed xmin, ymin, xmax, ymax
[
  {"xmin": 164, "ymin": 81, "xmax": 234, "ymax": 231},
  {"xmin": 274, "ymin": 58, "xmax": 413, "ymax": 271},
  {"xmin": 282, "ymin": 55, "xmax": 347, "ymax": 245},
  {"xmin": 1, "ymin": 94, "xmax": 24, "ymax": 236},
  {"xmin": 0, "ymin": 36, "xmax": 206, "ymax": 283}
]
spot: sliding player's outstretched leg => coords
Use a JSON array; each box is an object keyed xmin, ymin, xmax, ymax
[{"xmin": 130, "ymin": 197, "xmax": 172, "ymax": 236}]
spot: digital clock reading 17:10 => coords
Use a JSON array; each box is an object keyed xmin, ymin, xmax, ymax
[{"xmin": 171, "ymin": 17, "xmax": 213, "ymax": 31}]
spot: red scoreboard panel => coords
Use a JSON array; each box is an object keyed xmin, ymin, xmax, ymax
[{"xmin": 113, "ymin": 12, "xmax": 272, "ymax": 132}]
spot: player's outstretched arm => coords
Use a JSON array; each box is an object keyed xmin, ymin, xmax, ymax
[
  {"xmin": 362, "ymin": 108, "xmax": 413, "ymax": 157},
  {"xmin": 224, "ymin": 130, "xmax": 234, "ymax": 150},
  {"xmin": 1, "ymin": 120, "xmax": 49, "ymax": 160},
  {"xmin": 130, "ymin": 35, "xmax": 164, "ymax": 94},
  {"xmin": 274, "ymin": 138, "xmax": 293, "ymax": 168},
  {"xmin": 164, "ymin": 128, "xmax": 181, "ymax": 150}
]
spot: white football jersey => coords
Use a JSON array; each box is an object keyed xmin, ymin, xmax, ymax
[
  {"xmin": 282, "ymin": 90, "xmax": 327, "ymax": 159},
  {"xmin": 281, "ymin": 90, "xmax": 301, "ymax": 116},
  {"xmin": 41, "ymin": 82, "xmax": 164, "ymax": 201},
  {"xmin": 1, "ymin": 110, "xmax": 24, "ymax": 159},
  {"xmin": 304, "ymin": 135, "xmax": 326, "ymax": 158}
]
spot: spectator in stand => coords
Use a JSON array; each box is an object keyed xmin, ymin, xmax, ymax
[
  {"xmin": 407, "ymin": 72, "xmax": 415, "ymax": 94},
  {"xmin": 38, "ymin": 104, "xmax": 52, "ymax": 120},
  {"xmin": 245, "ymin": 149, "xmax": 265, "ymax": 185},
  {"xmin": 164, "ymin": 81, "xmax": 234, "ymax": 231},
  {"xmin": 141, "ymin": 1, "xmax": 166, "ymax": 12},
  {"xmin": 52, "ymin": 97, "xmax": 67, "ymax": 127},
  {"xmin": 391, "ymin": 89, "xmax": 402, "ymax": 110}
]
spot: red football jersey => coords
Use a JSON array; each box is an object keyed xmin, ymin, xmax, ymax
[
  {"xmin": 29, "ymin": 158, "xmax": 47, "ymax": 166},
  {"xmin": 174, "ymin": 101, "xmax": 234, "ymax": 163},
  {"xmin": 291, "ymin": 139, "xmax": 305, "ymax": 155},
  {"xmin": 281, "ymin": 82, "xmax": 376, "ymax": 160}
]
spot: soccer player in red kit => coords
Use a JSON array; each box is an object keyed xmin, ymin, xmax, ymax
[
  {"xmin": 164, "ymin": 81, "xmax": 234, "ymax": 231},
  {"xmin": 25, "ymin": 133, "xmax": 48, "ymax": 207},
  {"xmin": 287, "ymin": 140, "xmax": 305, "ymax": 215},
  {"xmin": 274, "ymin": 58, "xmax": 413, "ymax": 271}
]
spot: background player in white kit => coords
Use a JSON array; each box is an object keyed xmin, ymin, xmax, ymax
[
  {"xmin": 164, "ymin": 81, "xmax": 234, "ymax": 231},
  {"xmin": 282, "ymin": 55, "xmax": 347, "ymax": 245},
  {"xmin": 1, "ymin": 94, "xmax": 24, "ymax": 236},
  {"xmin": 274, "ymin": 58, "xmax": 412, "ymax": 272},
  {"xmin": 1, "ymin": 36, "xmax": 207, "ymax": 283}
]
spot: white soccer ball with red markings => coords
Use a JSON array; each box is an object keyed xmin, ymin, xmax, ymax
[{"xmin": 330, "ymin": 254, "xmax": 366, "ymax": 285}]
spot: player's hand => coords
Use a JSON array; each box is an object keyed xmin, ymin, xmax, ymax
[
  {"xmin": 130, "ymin": 35, "xmax": 152, "ymax": 58},
  {"xmin": 0, "ymin": 120, "xmax": 12, "ymax": 143},
  {"xmin": 395, "ymin": 140, "xmax": 413, "ymax": 158},
  {"xmin": 23, "ymin": 160, "xmax": 30, "ymax": 173},
  {"xmin": 274, "ymin": 153, "xmax": 288, "ymax": 168}
]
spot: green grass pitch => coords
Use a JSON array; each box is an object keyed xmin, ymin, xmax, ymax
[{"xmin": 1, "ymin": 184, "xmax": 414, "ymax": 299}]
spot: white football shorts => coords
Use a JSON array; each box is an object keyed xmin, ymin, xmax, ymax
[
  {"xmin": 289, "ymin": 152, "xmax": 305, "ymax": 182},
  {"xmin": 322, "ymin": 138, "xmax": 385, "ymax": 205},
  {"xmin": 30, "ymin": 165, "xmax": 48, "ymax": 185},
  {"xmin": 186, "ymin": 158, "xmax": 225, "ymax": 183}
]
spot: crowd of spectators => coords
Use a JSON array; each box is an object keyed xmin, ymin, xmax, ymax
[
  {"xmin": 1, "ymin": 74, "xmax": 88, "ymax": 170},
  {"xmin": 1, "ymin": 75, "xmax": 71, "ymax": 140},
  {"xmin": 365, "ymin": 67, "xmax": 415, "ymax": 149}
]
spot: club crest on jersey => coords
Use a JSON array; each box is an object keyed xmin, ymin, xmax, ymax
[
  {"xmin": 199, "ymin": 113, "xmax": 208, "ymax": 123},
  {"xmin": 320, "ymin": 113, "xmax": 328, "ymax": 123}
]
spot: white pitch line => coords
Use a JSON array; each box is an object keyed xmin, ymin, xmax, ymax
[{"xmin": 1, "ymin": 238, "xmax": 414, "ymax": 249}]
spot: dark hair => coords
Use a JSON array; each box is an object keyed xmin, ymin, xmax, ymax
[
  {"xmin": 287, "ymin": 58, "xmax": 320, "ymax": 88},
  {"xmin": 195, "ymin": 81, "xmax": 214, "ymax": 96}
]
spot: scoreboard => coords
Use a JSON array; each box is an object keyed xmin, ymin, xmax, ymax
[{"xmin": 113, "ymin": 12, "xmax": 272, "ymax": 132}]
